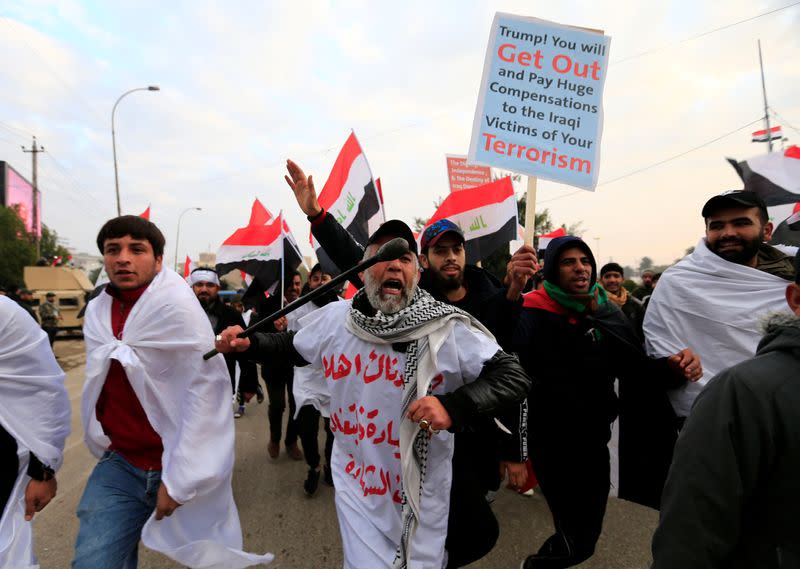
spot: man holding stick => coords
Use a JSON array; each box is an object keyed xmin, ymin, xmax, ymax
[{"xmin": 215, "ymin": 220, "xmax": 530, "ymax": 568}]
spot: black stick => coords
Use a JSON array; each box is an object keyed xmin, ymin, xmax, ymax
[{"xmin": 203, "ymin": 237, "xmax": 409, "ymax": 360}]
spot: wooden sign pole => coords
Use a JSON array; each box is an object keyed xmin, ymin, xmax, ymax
[{"xmin": 524, "ymin": 176, "xmax": 537, "ymax": 247}]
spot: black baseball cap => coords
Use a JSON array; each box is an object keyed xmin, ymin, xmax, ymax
[
  {"xmin": 366, "ymin": 219, "xmax": 418, "ymax": 255},
  {"xmin": 701, "ymin": 190, "xmax": 768, "ymax": 219}
]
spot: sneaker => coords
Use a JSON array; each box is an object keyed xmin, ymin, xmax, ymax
[
  {"xmin": 303, "ymin": 468, "xmax": 321, "ymax": 496},
  {"xmin": 256, "ymin": 386, "xmax": 264, "ymax": 404},
  {"xmin": 234, "ymin": 406, "xmax": 245, "ymax": 418},
  {"xmin": 267, "ymin": 440, "xmax": 280, "ymax": 459},
  {"xmin": 286, "ymin": 443, "xmax": 304, "ymax": 461},
  {"xmin": 323, "ymin": 465, "xmax": 334, "ymax": 486}
]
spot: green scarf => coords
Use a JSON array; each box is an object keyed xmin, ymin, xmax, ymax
[{"xmin": 544, "ymin": 280, "xmax": 608, "ymax": 314}]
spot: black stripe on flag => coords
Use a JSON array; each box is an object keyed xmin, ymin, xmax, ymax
[
  {"xmin": 464, "ymin": 217, "xmax": 518, "ymax": 265},
  {"xmin": 727, "ymin": 158, "xmax": 800, "ymax": 207}
]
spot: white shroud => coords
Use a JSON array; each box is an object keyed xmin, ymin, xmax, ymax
[{"xmin": 82, "ymin": 269, "xmax": 273, "ymax": 568}]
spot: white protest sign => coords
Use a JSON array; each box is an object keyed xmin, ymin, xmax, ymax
[{"xmin": 468, "ymin": 13, "xmax": 611, "ymax": 190}]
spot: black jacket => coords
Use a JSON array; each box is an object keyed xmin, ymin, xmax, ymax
[
  {"xmin": 500, "ymin": 289, "xmax": 686, "ymax": 508},
  {"xmin": 652, "ymin": 313, "xmax": 800, "ymax": 569},
  {"xmin": 203, "ymin": 298, "xmax": 258, "ymax": 392}
]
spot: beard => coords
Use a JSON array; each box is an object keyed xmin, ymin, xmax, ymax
[
  {"xmin": 708, "ymin": 233, "xmax": 763, "ymax": 265},
  {"xmin": 430, "ymin": 264, "xmax": 463, "ymax": 292},
  {"xmin": 364, "ymin": 271, "xmax": 416, "ymax": 314}
]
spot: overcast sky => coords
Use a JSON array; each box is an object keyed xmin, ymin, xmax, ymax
[{"xmin": 1, "ymin": 0, "xmax": 798, "ymax": 270}]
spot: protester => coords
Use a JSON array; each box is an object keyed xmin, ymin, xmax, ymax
[
  {"xmin": 257, "ymin": 277, "xmax": 304, "ymax": 461},
  {"xmin": 599, "ymin": 263, "xmax": 644, "ymax": 337},
  {"xmin": 641, "ymin": 272, "xmax": 661, "ymax": 311},
  {"xmin": 644, "ymin": 190, "xmax": 795, "ymax": 426},
  {"xmin": 0, "ymin": 296, "xmax": 70, "ymax": 568},
  {"xmin": 13, "ymin": 289, "xmax": 38, "ymax": 323},
  {"xmin": 189, "ymin": 267, "xmax": 259, "ymax": 418},
  {"xmin": 74, "ymin": 215, "xmax": 272, "ymax": 569},
  {"xmin": 651, "ymin": 253, "xmax": 800, "ymax": 569},
  {"xmin": 502, "ymin": 236, "xmax": 701, "ymax": 569},
  {"xmin": 215, "ymin": 218, "xmax": 530, "ymax": 568},
  {"xmin": 38, "ymin": 292, "xmax": 62, "ymax": 346},
  {"xmin": 286, "ymin": 263, "xmax": 337, "ymax": 495},
  {"xmin": 632, "ymin": 269, "xmax": 655, "ymax": 300},
  {"xmin": 283, "ymin": 158, "xmax": 538, "ymax": 567}
]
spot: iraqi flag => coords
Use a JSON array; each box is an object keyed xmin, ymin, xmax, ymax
[
  {"xmin": 216, "ymin": 211, "xmax": 302, "ymax": 309},
  {"xmin": 768, "ymin": 201, "xmax": 800, "ymax": 248},
  {"xmin": 139, "ymin": 205, "xmax": 151, "ymax": 220},
  {"xmin": 313, "ymin": 131, "xmax": 383, "ymax": 273},
  {"xmin": 421, "ymin": 176, "xmax": 517, "ymax": 264},
  {"xmin": 183, "ymin": 256, "xmax": 196, "ymax": 279},
  {"xmin": 537, "ymin": 227, "xmax": 567, "ymax": 252},
  {"xmin": 727, "ymin": 145, "xmax": 800, "ymax": 206},
  {"xmin": 751, "ymin": 126, "xmax": 782, "ymax": 143}
]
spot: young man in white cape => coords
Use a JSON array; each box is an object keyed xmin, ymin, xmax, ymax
[
  {"xmin": 0, "ymin": 296, "xmax": 71, "ymax": 569},
  {"xmin": 74, "ymin": 216, "xmax": 272, "ymax": 569},
  {"xmin": 644, "ymin": 190, "xmax": 796, "ymax": 426},
  {"xmin": 216, "ymin": 220, "xmax": 531, "ymax": 569}
]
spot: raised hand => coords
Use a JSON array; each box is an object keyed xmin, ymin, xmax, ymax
[{"xmin": 285, "ymin": 159, "xmax": 322, "ymax": 217}]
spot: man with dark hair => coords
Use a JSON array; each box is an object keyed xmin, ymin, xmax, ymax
[
  {"xmin": 504, "ymin": 236, "xmax": 701, "ymax": 569},
  {"xmin": 287, "ymin": 263, "xmax": 338, "ymax": 495},
  {"xmin": 0, "ymin": 296, "xmax": 70, "ymax": 568},
  {"xmin": 215, "ymin": 219, "xmax": 530, "ymax": 568},
  {"xmin": 599, "ymin": 262, "xmax": 644, "ymax": 337},
  {"xmin": 645, "ymin": 190, "xmax": 796, "ymax": 426},
  {"xmin": 188, "ymin": 268, "xmax": 258, "ymax": 418},
  {"xmin": 632, "ymin": 270, "xmax": 655, "ymax": 300},
  {"xmin": 14, "ymin": 289, "xmax": 38, "ymax": 323},
  {"xmin": 74, "ymin": 216, "xmax": 271, "ymax": 568},
  {"xmin": 651, "ymin": 254, "xmax": 800, "ymax": 569},
  {"xmin": 283, "ymin": 159, "xmax": 538, "ymax": 567}
]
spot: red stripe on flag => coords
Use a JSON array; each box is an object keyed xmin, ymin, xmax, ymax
[
  {"xmin": 786, "ymin": 145, "xmax": 800, "ymax": 160},
  {"xmin": 248, "ymin": 199, "xmax": 273, "ymax": 226},
  {"xmin": 222, "ymin": 213, "xmax": 284, "ymax": 246},
  {"xmin": 426, "ymin": 177, "xmax": 514, "ymax": 224},
  {"xmin": 139, "ymin": 206, "xmax": 151, "ymax": 220},
  {"xmin": 183, "ymin": 256, "xmax": 192, "ymax": 278},
  {"xmin": 317, "ymin": 132, "xmax": 363, "ymax": 210}
]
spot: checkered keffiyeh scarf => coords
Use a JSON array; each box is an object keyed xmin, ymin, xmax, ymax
[{"xmin": 346, "ymin": 287, "xmax": 491, "ymax": 568}]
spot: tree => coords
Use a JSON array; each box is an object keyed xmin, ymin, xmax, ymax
[
  {"xmin": 40, "ymin": 224, "xmax": 72, "ymax": 265},
  {"xmin": 638, "ymin": 256, "xmax": 654, "ymax": 273},
  {"xmin": 0, "ymin": 206, "xmax": 37, "ymax": 287}
]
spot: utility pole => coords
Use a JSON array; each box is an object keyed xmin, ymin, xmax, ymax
[
  {"xmin": 22, "ymin": 136, "xmax": 45, "ymax": 258},
  {"xmin": 758, "ymin": 40, "xmax": 773, "ymax": 153}
]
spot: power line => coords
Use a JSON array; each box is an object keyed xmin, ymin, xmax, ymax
[
  {"xmin": 612, "ymin": 1, "xmax": 800, "ymax": 64},
  {"xmin": 538, "ymin": 118, "xmax": 763, "ymax": 204},
  {"xmin": 770, "ymin": 108, "xmax": 800, "ymax": 137}
]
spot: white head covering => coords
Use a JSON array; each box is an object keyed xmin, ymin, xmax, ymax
[{"xmin": 188, "ymin": 269, "xmax": 220, "ymax": 286}]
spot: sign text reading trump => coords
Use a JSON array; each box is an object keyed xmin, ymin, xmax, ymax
[{"xmin": 468, "ymin": 14, "xmax": 611, "ymax": 190}]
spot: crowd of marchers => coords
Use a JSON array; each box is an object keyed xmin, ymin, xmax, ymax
[{"xmin": 0, "ymin": 160, "xmax": 798, "ymax": 569}]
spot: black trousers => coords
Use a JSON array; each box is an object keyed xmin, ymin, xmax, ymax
[
  {"xmin": 444, "ymin": 432, "xmax": 500, "ymax": 568},
  {"xmin": 265, "ymin": 370, "xmax": 298, "ymax": 445},
  {"xmin": 43, "ymin": 326, "xmax": 58, "ymax": 346},
  {"xmin": 526, "ymin": 415, "xmax": 611, "ymax": 568},
  {"xmin": 296, "ymin": 405, "xmax": 333, "ymax": 469}
]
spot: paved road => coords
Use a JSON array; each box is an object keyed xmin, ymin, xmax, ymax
[{"xmin": 32, "ymin": 339, "xmax": 658, "ymax": 568}]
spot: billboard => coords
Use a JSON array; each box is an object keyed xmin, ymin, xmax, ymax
[{"xmin": 0, "ymin": 161, "xmax": 40, "ymax": 238}]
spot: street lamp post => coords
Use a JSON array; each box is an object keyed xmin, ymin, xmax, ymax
[
  {"xmin": 112, "ymin": 85, "xmax": 160, "ymax": 216},
  {"xmin": 175, "ymin": 207, "xmax": 202, "ymax": 272}
]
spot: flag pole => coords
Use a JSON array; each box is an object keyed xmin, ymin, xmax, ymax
[
  {"xmin": 280, "ymin": 210, "xmax": 286, "ymax": 310},
  {"xmin": 524, "ymin": 176, "xmax": 537, "ymax": 246},
  {"xmin": 758, "ymin": 39, "xmax": 773, "ymax": 153}
]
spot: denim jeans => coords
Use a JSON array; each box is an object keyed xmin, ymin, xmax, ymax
[{"xmin": 72, "ymin": 451, "xmax": 161, "ymax": 569}]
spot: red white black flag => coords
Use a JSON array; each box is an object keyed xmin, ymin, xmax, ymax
[
  {"xmin": 216, "ymin": 205, "xmax": 302, "ymax": 308},
  {"xmin": 537, "ymin": 227, "xmax": 567, "ymax": 252},
  {"xmin": 421, "ymin": 177, "xmax": 517, "ymax": 264},
  {"xmin": 727, "ymin": 145, "xmax": 800, "ymax": 206},
  {"xmin": 313, "ymin": 131, "xmax": 383, "ymax": 273},
  {"xmin": 751, "ymin": 126, "xmax": 782, "ymax": 142}
]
